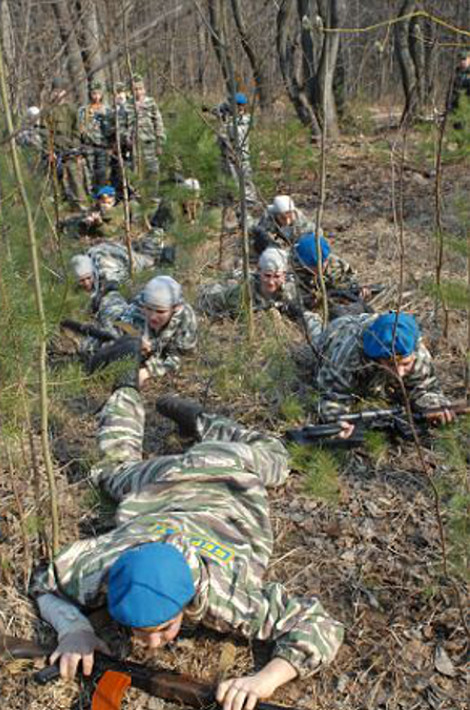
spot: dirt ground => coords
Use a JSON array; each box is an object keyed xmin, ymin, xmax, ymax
[{"xmin": 0, "ymin": 115, "xmax": 469, "ymax": 710}]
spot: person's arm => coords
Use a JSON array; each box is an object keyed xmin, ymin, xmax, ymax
[
  {"xmin": 37, "ymin": 593, "xmax": 109, "ymax": 680},
  {"xmin": 404, "ymin": 341, "xmax": 453, "ymax": 420},
  {"xmin": 216, "ymin": 658, "xmax": 297, "ymax": 710},
  {"xmin": 144, "ymin": 306, "xmax": 197, "ymax": 378}
]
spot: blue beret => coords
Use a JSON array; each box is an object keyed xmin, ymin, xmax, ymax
[
  {"xmin": 363, "ymin": 312, "xmax": 420, "ymax": 360},
  {"xmin": 235, "ymin": 92, "xmax": 248, "ymax": 105},
  {"xmin": 107, "ymin": 543, "xmax": 195, "ymax": 627},
  {"xmin": 97, "ymin": 186, "xmax": 116, "ymax": 198},
  {"xmin": 294, "ymin": 232, "xmax": 331, "ymax": 269}
]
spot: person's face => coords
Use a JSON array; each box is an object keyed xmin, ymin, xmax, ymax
[
  {"xmin": 144, "ymin": 305, "xmax": 174, "ymax": 331},
  {"xmin": 78, "ymin": 275, "xmax": 94, "ymax": 293},
  {"xmin": 276, "ymin": 210, "xmax": 296, "ymax": 228},
  {"xmin": 99, "ymin": 194, "xmax": 115, "ymax": 212},
  {"xmin": 237, "ymin": 103, "xmax": 246, "ymax": 114},
  {"xmin": 460, "ymin": 55, "xmax": 470, "ymax": 70},
  {"xmin": 259, "ymin": 269, "xmax": 286, "ymax": 296},
  {"xmin": 116, "ymin": 91, "xmax": 127, "ymax": 105},
  {"xmin": 90, "ymin": 90, "xmax": 103, "ymax": 104},
  {"xmin": 377, "ymin": 353, "xmax": 416, "ymax": 379},
  {"xmin": 132, "ymin": 613, "xmax": 183, "ymax": 651},
  {"xmin": 51, "ymin": 88, "xmax": 66, "ymax": 104},
  {"xmin": 135, "ymin": 84, "xmax": 146, "ymax": 101}
]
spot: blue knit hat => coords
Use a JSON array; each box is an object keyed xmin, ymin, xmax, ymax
[
  {"xmin": 97, "ymin": 186, "xmax": 116, "ymax": 198},
  {"xmin": 107, "ymin": 543, "xmax": 195, "ymax": 627},
  {"xmin": 294, "ymin": 232, "xmax": 331, "ymax": 269},
  {"xmin": 363, "ymin": 312, "xmax": 420, "ymax": 360},
  {"xmin": 235, "ymin": 92, "xmax": 248, "ymax": 105}
]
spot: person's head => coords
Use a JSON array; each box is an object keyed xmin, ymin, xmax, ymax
[
  {"xmin": 26, "ymin": 106, "xmax": 40, "ymax": 125},
  {"xmin": 142, "ymin": 275, "xmax": 182, "ymax": 331},
  {"xmin": 132, "ymin": 74, "xmax": 146, "ymax": 101},
  {"xmin": 294, "ymin": 232, "xmax": 331, "ymax": 274},
  {"xmin": 258, "ymin": 247, "xmax": 288, "ymax": 296},
  {"xmin": 96, "ymin": 185, "xmax": 116, "ymax": 211},
  {"xmin": 89, "ymin": 79, "xmax": 103, "ymax": 104},
  {"xmin": 107, "ymin": 543, "xmax": 195, "ymax": 651},
  {"xmin": 458, "ymin": 51, "xmax": 470, "ymax": 70},
  {"xmin": 51, "ymin": 77, "xmax": 67, "ymax": 103},
  {"xmin": 115, "ymin": 81, "xmax": 127, "ymax": 104},
  {"xmin": 70, "ymin": 255, "xmax": 94, "ymax": 292},
  {"xmin": 363, "ymin": 312, "xmax": 420, "ymax": 378},
  {"xmin": 234, "ymin": 92, "xmax": 248, "ymax": 114},
  {"xmin": 269, "ymin": 195, "xmax": 297, "ymax": 227}
]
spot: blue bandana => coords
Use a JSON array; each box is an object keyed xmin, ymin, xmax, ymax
[
  {"xmin": 294, "ymin": 232, "xmax": 331, "ymax": 269},
  {"xmin": 235, "ymin": 92, "xmax": 248, "ymax": 105},
  {"xmin": 363, "ymin": 312, "xmax": 420, "ymax": 359},
  {"xmin": 97, "ymin": 186, "xmax": 116, "ymax": 198},
  {"xmin": 108, "ymin": 543, "xmax": 195, "ymax": 628}
]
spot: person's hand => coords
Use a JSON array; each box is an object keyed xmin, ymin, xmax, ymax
[
  {"xmin": 425, "ymin": 409, "xmax": 455, "ymax": 426},
  {"xmin": 49, "ymin": 629, "xmax": 110, "ymax": 681},
  {"xmin": 156, "ymin": 145, "xmax": 163, "ymax": 156},
  {"xmin": 138, "ymin": 366, "xmax": 150, "ymax": 388},
  {"xmin": 360, "ymin": 286, "xmax": 372, "ymax": 300},
  {"xmin": 216, "ymin": 658, "xmax": 297, "ymax": 710},
  {"xmin": 338, "ymin": 421, "xmax": 355, "ymax": 439}
]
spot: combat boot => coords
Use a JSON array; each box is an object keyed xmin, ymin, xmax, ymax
[
  {"xmin": 88, "ymin": 335, "xmax": 142, "ymax": 390},
  {"xmin": 155, "ymin": 395, "xmax": 204, "ymax": 437}
]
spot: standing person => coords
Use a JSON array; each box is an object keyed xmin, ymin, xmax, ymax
[
  {"xmin": 78, "ymin": 79, "xmax": 111, "ymax": 193},
  {"xmin": 126, "ymin": 74, "xmax": 166, "ymax": 193},
  {"xmin": 33, "ymin": 385, "xmax": 343, "ymax": 710},
  {"xmin": 109, "ymin": 81, "xmax": 131, "ymax": 199},
  {"xmin": 44, "ymin": 77, "xmax": 88, "ymax": 211},
  {"xmin": 449, "ymin": 51, "xmax": 470, "ymax": 129},
  {"xmin": 215, "ymin": 92, "xmax": 258, "ymax": 208},
  {"xmin": 18, "ymin": 106, "xmax": 43, "ymax": 151}
]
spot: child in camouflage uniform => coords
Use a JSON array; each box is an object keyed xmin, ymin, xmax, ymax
[
  {"xmin": 34, "ymin": 387, "xmax": 343, "ymax": 709},
  {"xmin": 120, "ymin": 275, "xmax": 197, "ymax": 384},
  {"xmin": 78, "ymin": 80, "xmax": 111, "ymax": 192},
  {"xmin": 313, "ymin": 311, "xmax": 454, "ymax": 439},
  {"xmin": 251, "ymin": 195, "xmax": 316, "ymax": 255},
  {"xmin": 198, "ymin": 247, "xmax": 322, "ymax": 344},
  {"xmin": 126, "ymin": 74, "xmax": 166, "ymax": 182}
]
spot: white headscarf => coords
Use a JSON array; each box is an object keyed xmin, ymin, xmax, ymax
[
  {"xmin": 258, "ymin": 247, "xmax": 288, "ymax": 273},
  {"xmin": 267, "ymin": 195, "xmax": 295, "ymax": 215},
  {"xmin": 142, "ymin": 276, "xmax": 183, "ymax": 309}
]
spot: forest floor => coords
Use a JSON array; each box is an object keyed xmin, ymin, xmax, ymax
[{"xmin": 0, "ymin": 107, "xmax": 469, "ymax": 710}]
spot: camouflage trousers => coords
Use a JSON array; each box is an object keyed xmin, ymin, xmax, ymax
[
  {"xmin": 62, "ymin": 155, "xmax": 89, "ymax": 209},
  {"xmin": 86, "ymin": 148, "xmax": 108, "ymax": 193},
  {"xmin": 93, "ymin": 387, "xmax": 289, "ymax": 502}
]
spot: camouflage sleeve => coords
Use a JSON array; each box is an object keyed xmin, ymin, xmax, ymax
[
  {"xmin": 405, "ymin": 341, "xmax": 451, "ymax": 410},
  {"xmin": 206, "ymin": 578, "xmax": 343, "ymax": 677},
  {"xmin": 327, "ymin": 254, "xmax": 359, "ymax": 290},
  {"xmin": 316, "ymin": 336, "xmax": 363, "ymax": 421},
  {"xmin": 197, "ymin": 282, "xmax": 242, "ymax": 317},
  {"xmin": 96, "ymin": 291, "xmax": 129, "ymax": 333},
  {"xmin": 145, "ymin": 306, "xmax": 198, "ymax": 378},
  {"xmin": 153, "ymin": 104, "xmax": 166, "ymax": 144}
]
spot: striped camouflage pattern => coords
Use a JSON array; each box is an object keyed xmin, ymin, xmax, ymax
[
  {"xmin": 78, "ymin": 103, "xmax": 111, "ymax": 148},
  {"xmin": 218, "ymin": 112, "xmax": 257, "ymax": 204},
  {"xmin": 88, "ymin": 242, "xmax": 154, "ymax": 286},
  {"xmin": 315, "ymin": 314, "xmax": 451, "ymax": 421},
  {"xmin": 121, "ymin": 296, "xmax": 198, "ymax": 377},
  {"xmin": 294, "ymin": 252, "xmax": 359, "ymax": 307},
  {"xmin": 126, "ymin": 96, "xmax": 166, "ymax": 145},
  {"xmin": 34, "ymin": 387, "xmax": 343, "ymax": 675},
  {"xmin": 255, "ymin": 208, "xmax": 316, "ymax": 250},
  {"xmin": 198, "ymin": 273, "xmax": 322, "ymax": 344}
]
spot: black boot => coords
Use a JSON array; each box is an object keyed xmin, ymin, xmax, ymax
[
  {"xmin": 88, "ymin": 335, "xmax": 142, "ymax": 390},
  {"xmin": 155, "ymin": 395, "xmax": 204, "ymax": 437}
]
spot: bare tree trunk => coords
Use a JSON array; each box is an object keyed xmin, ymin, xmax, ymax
[
  {"xmin": 76, "ymin": 0, "xmax": 106, "ymax": 84},
  {"xmin": 206, "ymin": 0, "xmax": 232, "ymax": 95},
  {"xmin": 395, "ymin": 0, "xmax": 431, "ymax": 123},
  {"xmin": 51, "ymin": 0, "xmax": 87, "ymax": 103},
  {"xmin": 229, "ymin": 0, "xmax": 270, "ymax": 109}
]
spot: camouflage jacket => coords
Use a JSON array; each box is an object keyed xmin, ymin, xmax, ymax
[
  {"xmin": 78, "ymin": 205, "xmax": 126, "ymax": 241},
  {"xmin": 43, "ymin": 102, "xmax": 80, "ymax": 154},
  {"xmin": 198, "ymin": 273, "xmax": 322, "ymax": 344},
  {"xmin": 88, "ymin": 242, "xmax": 153, "ymax": 287},
  {"xmin": 126, "ymin": 96, "xmax": 166, "ymax": 144},
  {"xmin": 219, "ymin": 111, "xmax": 252, "ymax": 159},
  {"xmin": 34, "ymin": 387, "xmax": 343, "ymax": 676},
  {"xmin": 294, "ymin": 253, "xmax": 360, "ymax": 308},
  {"xmin": 121, "ymin": 296, "xmax": 197, "ymax": 377},
  {"xmin": 315, "ymin": 314, "xmax": 450, "ymax": 421},
  {"xmin": 254, "ymin": 209, "xmax": 316, "ymax": 251},
  {"xmin": 78, "ymin": 103, "xmax": 111, "ymax": 148}
]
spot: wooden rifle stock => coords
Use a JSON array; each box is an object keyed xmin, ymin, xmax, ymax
[{"xmin": 0, "ymin": 633, "xmax": 298, "ymax": 710}]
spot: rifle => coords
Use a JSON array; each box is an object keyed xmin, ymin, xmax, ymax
[
  {"xmin": 60, "ymin": 318, "xmax": 117, "ymax": 343},
  {"xmin": 0, "ymin": 633, "xmax": 297, "ymax": 710},
  {"xmin": 286, "ymin": 403, "xmax": 470, "ymax": 446},
  {"xmin": 327, "ymin": 283, "xmax": 386, "ymax": 302}
]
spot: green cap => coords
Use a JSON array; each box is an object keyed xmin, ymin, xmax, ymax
[
  {"xmin": 132, "ymin": 73, "xmax": 145, "ymax": 87},
  {"xmin": 115, "ymin": 81, "xmax": 126, "ymax": 92},
  {"xmin": 52, "ymin": 77, "xmax": 66, "ymax": 91},
  {"xmin": 89, "ymin": 79, "xmax": 103, "ymax": 92}
]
